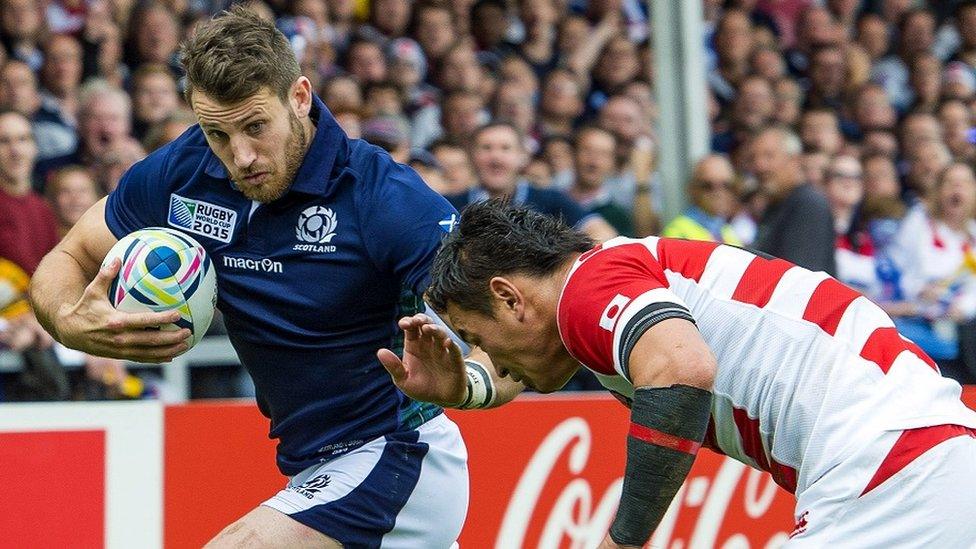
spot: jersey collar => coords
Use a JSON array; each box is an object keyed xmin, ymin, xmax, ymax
[{"xmin": 203, "ymin": 93, "xmax": 345, "ymax": 197}]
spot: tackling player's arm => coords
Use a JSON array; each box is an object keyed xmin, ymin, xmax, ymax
[
  {"xmin": 378, "ymin": 314, "xmax": 525, "ymax": 408},
  {"xmin": 603, "ymin": 316, "xmax": 716, "ymax": 549},
  {"xmin": 29, "ymin": 198, "xmax": 191, "ymax": 363}
]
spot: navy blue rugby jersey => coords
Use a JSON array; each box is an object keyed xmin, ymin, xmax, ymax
[{"xmin": 105, "ymin": 95, "xmax": 458, "ymax": 475}]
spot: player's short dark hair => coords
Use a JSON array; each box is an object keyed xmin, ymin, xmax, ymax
[
  {"xmin": 426, "ymin": 200, "xmax": 593, "ymax": 316},
  {"xmin": 180, "ymin": 5, "xmax": 301, "ymax": 106}
]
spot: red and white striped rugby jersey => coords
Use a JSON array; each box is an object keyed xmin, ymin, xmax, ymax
[{"xmin": 556, "ymin": 237, "xmax": 976, "ymax": 494}]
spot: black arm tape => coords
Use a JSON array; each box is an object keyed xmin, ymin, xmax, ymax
[
  {"xmin": 618, "ymin": 302, "xmax": 695, "ymax": 380},
  {"xmin": 609, "ymin": 384, "xmax": 713, "ymax": 547}
]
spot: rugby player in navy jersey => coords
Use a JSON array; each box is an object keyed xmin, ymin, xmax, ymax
[{"xmin": 28, "ymin": 7, "xmax": 489, "ymax": 547}]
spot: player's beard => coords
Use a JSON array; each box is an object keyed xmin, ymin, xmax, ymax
[{"xmin": 237, "ymin": 111, "xmax": 309, "ymax": 203}]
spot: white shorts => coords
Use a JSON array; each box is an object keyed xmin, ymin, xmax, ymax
[
  {"xmin": 263, "ymin": 413, "xmax": 468, "ymax": 549},
  {"xmin": 788, "ymin": 424, "xmax": 976, "ymax": 548}
]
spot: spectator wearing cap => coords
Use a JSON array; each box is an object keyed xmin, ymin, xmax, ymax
[
  {"xmin": 0, "ymin": 60, "xmax": 77, "ymax": 176},
  {"xmin": 446, "ymin": 122, "xmax": 618, "ymax": 243},
  {"xmin": 749, "ymin": 125, "xmax": 836, "ymax": 274},
  {"xmin": 663, "ymin": 154, "xmax": 741, "ymax": 245},
  {"xmin": 362, "ymin": 114, "xmax": 411, "ymax": 163},
  {"xmin": 430, "ymin": 138, "xmax": 476, "ymax": 194},
  {"xmin": 568, "ymin": 126, "xmax": 634, "ymax": 236}
]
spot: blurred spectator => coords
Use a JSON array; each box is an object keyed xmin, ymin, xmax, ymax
[
  {"xmin": 0, "ymin": 109, "xmax": 65, "ymax": 400},
  {"xmin": 321, "ymin": 75, "xmax": 364, "ymax": 113},
  {"xmin": 125, "ymin": 3, "xmax": 182, "ymax": 76},
  {"xmin": 45, "ymin": 165, "xmax": 99, "ymax": 237},
  {"xmin": 806, "ymin": 44, "xmax": 847, "ymax": 110},
  {"xmin": 39, "ymin": 34, "xmax": 84, "ymax": 126},
  {"xmin": 445, "ymin": 122, "xmax": 617, "ymax": 243},
  {"xmin": 772, "ymin": 76, "xmax": 803, "ymax": 126},
  {"xmin": 862, "ymin": 129, "xmax": 900, "ymax": 159},
  {"xmin": 430, "ymin": 139, "xmax": 475, "ymax": 195},
  {"xmin": 750, "ymin": 45, "xmax": 787, "ymax": 81},
  {"xmin": 39, "ymin": 79, "xmax": 133, "ymax": 179},
  {"xmin": 92, "ymin": 137, "xmax": 145, "ymax": 193},
  {"xmin": 408, "ymin": 149, "xmax": 448, "ymax": 194},
  {"xmin": 0, "ymin": 60, "xmax": 77, "ymax": 173},
  {"xmin": 331, "ymin": 107, "xmax": 362, "ymax": 139},
  {"xmin": 492, "ymin": 79, "xmax": 537, "ymax": 151},
  {"xmin": 541, "ymin": 135, "xmax": 575, "ymax": 189},
  {"xmin": 1, "ymin": 0, "xmax": 44, "ymax": 71},
  {"xmin": 567, "ymin": 126, "xmax": 634, "ymax": 236},
  {"xmin": 888, "ymin": 162, "xmax": 976, "ymax": 380},
  {"xmin": 713, "ymin": 74, "xmax": 775, "ymax": 154},
  {"xmin": 439, "ymin": 89, "xmax": 485, "ymax": 143},
  {"xmin": 801, "ymin": 150, "xmax": 831, "ymax": 190},
  {"xmin": 825, "ymin": 154, "xmax": 877, "ymax": 295},
  {"xmin": 749, "ymin": 125, "xmax": 837, "ymax": 274},
  {"xmin": 469, "ymin": 0, "xmax": 510, "ymax": 55},
  {"xmin": 905, "ymin": 138, "xmax": 951, "ymax": 206},
  {"xmin": 856, "ymin": 13, "xmax": 890, "ymax": 63},
  {"xmin": 412, "ymin": 1, "xmax": 457, "ymax": 63},
  {"xmin": 942, "ymin": 60, "xmax": 976, "ymax": 101},
  {"xmin": 130, "ymin": 64, "xmax": 181, "ymax": 142},
  {"xmin": 539, "ymin": 69, "xmax": 584, "ymax": 138},
  {"xmin": 370, "ymin": 0, "xmax": 413, "ymax": 39},
  {"xmin": 662, "ymin": 154, "xmax": 741, "ymax": 245},
  {"xmin": 346, "ymin": 37, "xmax": 388, "ymax": 85},
  {"xmin": 785, "ymin": 5, "xmax": 839, "ymax": 76},
  {"xmin": 872, "ymin": 8, "xmax": 937, "ymax": 112},
  {"xmin": 851, "ymin": 83, "xmax": 897, "ymax": 135},
  {"xmin": 952, "ymin": 1, "xmax": 976, "ymax": 69},
  {"xmin": 523, "ymin": 154, "xmax": 552, "ymax": 188},
  {"xmin": 515, "ymin": 0, "xmax": 559, "ymax": 75},
  {"xmin": 362, "ymin": 114, "xmax": 411, "ymax": 163},
  {"xmin": 710, "ymin": 8, "xmax": 754, "ymax": 105},
  {"xmin": 363, "ymin": 80, "xmax": 405, "ymax": 118},
  {"xmin": 800, "ymin": 108, "xmax": 844, "ymax": 157},
  {"xmin": 143, "ymin": 108, "xmax": 197, "ymax": 152},
  {"xmin": 908, "ymin": 52, "xmax": 943, "ymax": 113}
]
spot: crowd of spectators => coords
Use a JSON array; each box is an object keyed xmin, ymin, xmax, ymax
[{"xmin": 3, "ymin": 0, "xmax": 976, "ymax": 399}]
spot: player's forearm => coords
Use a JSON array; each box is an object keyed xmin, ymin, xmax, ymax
[
  {"xmin": 29, "ymin": 248, "xmax": 93, "ymax": 343},
  {"xmin": 610, "ymin": 384, "xmax": 712, "ymax": 546}
]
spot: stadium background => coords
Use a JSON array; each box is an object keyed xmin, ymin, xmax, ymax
[{"xmin": 4, "ymin": 0, "xmax": 976, "ymax": 546}]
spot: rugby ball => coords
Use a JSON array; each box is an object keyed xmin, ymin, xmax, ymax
[{"xmin": 102, "ymin": 227, "xmax": 217, "ymax": 349}]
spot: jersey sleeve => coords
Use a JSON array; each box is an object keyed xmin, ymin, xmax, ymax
[
  {"xmin": 104, "ymin": 145, "xmax": 175, "ymax": 238},
  {"xmin": 558, "ymin": 241, "xmax": 695, "ymax": 382},
  {"xmin": 358, "ymin": 153, "xmax": 458, "ymax": 295}
]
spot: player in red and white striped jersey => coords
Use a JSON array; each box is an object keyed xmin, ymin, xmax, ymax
[{"xmin": 385, "ymin": 201, "xmax": 976, "ymax": 548}]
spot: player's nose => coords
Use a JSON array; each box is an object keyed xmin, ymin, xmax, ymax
[{"xmin": 230, "ymin": 136, "xmax": 257, "ymax": 169}]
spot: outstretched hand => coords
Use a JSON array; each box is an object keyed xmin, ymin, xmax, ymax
[
  {"xmin": 55, "ymin": 258, "xmax": 192, "ymax": 363},
  {"xmin": 377, "ymin": 313, "xmax": 468, "ymax": 407}
]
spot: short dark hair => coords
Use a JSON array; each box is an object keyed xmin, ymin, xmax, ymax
[
  {"xmin": 470, "ymin": 121, "xmax": 524, "ymax": 150},
  {"xmin": 180, "ymin": 5, "xmax": 301, "ymax": 106},
  {"xmin": 426, "ymin": 200, "xmax": 593, "ymax": 316}
]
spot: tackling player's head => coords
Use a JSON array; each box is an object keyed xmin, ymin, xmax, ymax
[
  {"xmin": 180, "ymin": 6, "xmax": 313, "ymax": 203},
  {"xmin": 427, "ymin": 200, "xmax": 593, "ymax": 392}
]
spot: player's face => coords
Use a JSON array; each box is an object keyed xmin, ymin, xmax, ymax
[
  {"xmin": 193, "ymin": 81, "xmax": 312, "ymax": 203},
  {"xmin": 446, "ymin": 302, "xmax": 579, "ymax": 394}
]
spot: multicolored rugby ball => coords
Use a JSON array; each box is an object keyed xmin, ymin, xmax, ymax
[{"xmin": 102, "ymin": 227, "xmax": 217, "ymax": 349}]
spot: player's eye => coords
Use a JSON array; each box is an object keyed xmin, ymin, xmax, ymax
[
  {"xmin": 246, "ymin": 122, "xmax": 265, "ymax": 136},
  {"xmin": 206, "ymin": 130, "xmax": 227, "ymax": 141}
]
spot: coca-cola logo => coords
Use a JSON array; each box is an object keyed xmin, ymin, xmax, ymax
[{"xmin": 495, "ymin": 417, "xmax": 793, "ymax": 549}]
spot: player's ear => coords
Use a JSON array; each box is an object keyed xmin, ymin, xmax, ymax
[
  {"xmin": 488, "ymin": 276, "xmax": 524, "ymax": 317},
  {"xmin": 290, "ymin": 76, "xmax": 313, "ymax": 118}
]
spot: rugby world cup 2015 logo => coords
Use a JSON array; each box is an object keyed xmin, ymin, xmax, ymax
[{"xmin": 296, "ymin": 206, "xmax": 338, "ymax": 244}]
